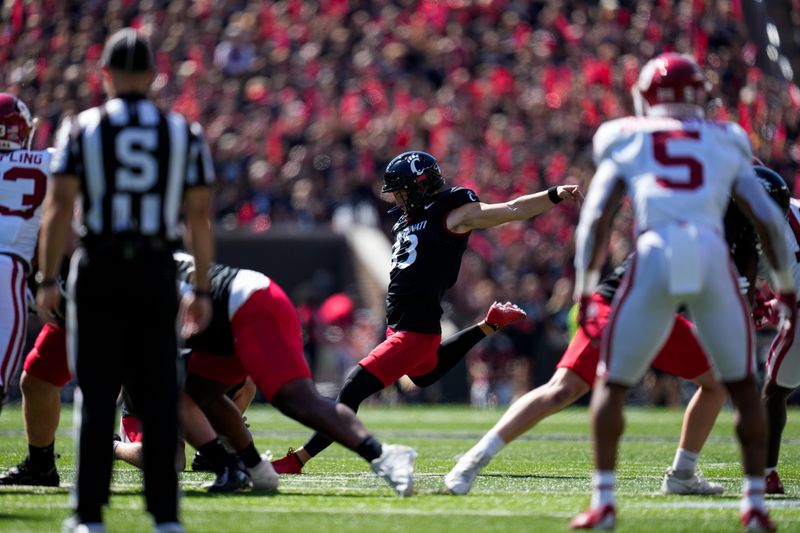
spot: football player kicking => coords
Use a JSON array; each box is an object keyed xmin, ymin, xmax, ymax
[
  {"xmin": 270, "ymin": 150, "xmax": 579, "ymax": 474},
  {"xmin": 444, "ymin": 164, "xmax": 786, "ymax": 498},
  {"xmin": 571, "ymin": 53, "xmax": 795, "ymax": 532},
  {"xmin": 173, "ymin": 252, "xmax": 417, "ymax": 496}
]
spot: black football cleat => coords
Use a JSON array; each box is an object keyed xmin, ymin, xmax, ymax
[
  {"xmin": 191, "ymin": 451, "xmax": 215, "ymax": 472},
  {"xmin": 205, "ymin": 464, "xmax": 251, "ymax": 493},
  {"xmin": 0, "ymin": 458, "xmax": 59, "ymax": 487}
]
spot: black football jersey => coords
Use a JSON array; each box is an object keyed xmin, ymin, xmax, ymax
[
  {"xmin": 723, "ymin": 200, "xmax": 759, "ymax": 304},
  {"xmin": 386, "ymin": 186, "xmax": 479, "ymax": 333},
  {"xmin": 594, "ymin": 254, "xmax": 633, "ymax": 303},
  {"xmin": 175, "ymin": 253, "xmax": 239, "ymax": 355}
]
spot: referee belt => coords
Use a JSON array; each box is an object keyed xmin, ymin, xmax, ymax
[{"xmin": 81, "ymin": 235, "xmax": 176, "ymax": 260}]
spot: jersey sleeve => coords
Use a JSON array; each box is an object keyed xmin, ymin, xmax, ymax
[
  {"xmin": 186, "ymin": 121, "xmax": 215, "ymax": 188},
  {"xmin": 727, "ymin": 122, "xmax": 754, "ymax": 180},
  {"xmin": 444, "ymin": 187, "xmax": 480, "ymax": 209},
  {"xmin": 50, "ymin": 116, "xmax": 83, "ymax": 178},
  {"xmin": 591, "ymin": 118, "xmax": 628, "ymax": 165},
  {"xmin": 727, "ymin": 122, "xmax": 753, "ymax": 160}
]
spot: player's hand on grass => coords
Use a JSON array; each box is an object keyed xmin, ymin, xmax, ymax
[{"xmin": 180, "ymin": 291, "xmax": 212, "ymax": 338}]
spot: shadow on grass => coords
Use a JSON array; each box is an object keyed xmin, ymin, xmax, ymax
[
  {"xmin": 0, "ymin": 487, "xmax": 68, "ymax": 495},
  {"xmin": 0, "ymin": 511, "xmax": 60, "ymax": 522}
]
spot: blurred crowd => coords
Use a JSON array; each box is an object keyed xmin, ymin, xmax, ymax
[{"xmin": 4, "ymin": 0, "xmax": 798, "ymax": 404}]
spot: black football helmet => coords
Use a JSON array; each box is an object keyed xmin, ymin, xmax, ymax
[
  {"xmin": 753, "ymin": 166, "xmax": 791, "ymax": 216},
  {"xmin": 382, "ymin": 151, "xmax": 445, "ymax": 213}
]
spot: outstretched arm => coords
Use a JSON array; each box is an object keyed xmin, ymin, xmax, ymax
[{"xmin": 446, "ymin": 185, "xmax": 582, "ymax": 234}]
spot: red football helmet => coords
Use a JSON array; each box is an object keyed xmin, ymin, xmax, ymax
[
  {"xmin": 0, "ymin": 93, "xmax": 34, "ymax": 151},
  {"xmin": 633, "ymin": 53, "xmax": 709, "ymax": 116}
]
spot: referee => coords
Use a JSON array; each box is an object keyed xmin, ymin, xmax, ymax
[{"xmin": 36, "ymin": 29, "xmax": 214, "ymax": 533}]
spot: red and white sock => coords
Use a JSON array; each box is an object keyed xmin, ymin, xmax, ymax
[
  {"xmin": 591, "ymin": 471, "xmax": 616, "ymax": 508},
  {"xmin": 742, "ymin": 476, "xmax": 766, "ymax": 513}
]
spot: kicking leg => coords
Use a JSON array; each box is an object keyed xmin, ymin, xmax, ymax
[{"xmin": 411, "ymin": 302, "xmax": 525, "ymax": 388}]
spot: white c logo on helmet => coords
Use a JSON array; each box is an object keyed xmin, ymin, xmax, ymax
[{"xmin": 408, "ymin": 154, "xmax": 424, "ymax": 175}]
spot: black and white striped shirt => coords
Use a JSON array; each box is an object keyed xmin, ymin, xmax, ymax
[{"xmin": 51, "ymin": 94, "xmax": 214, "ymax": 243}]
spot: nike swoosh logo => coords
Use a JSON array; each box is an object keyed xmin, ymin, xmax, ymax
[{"xmin": 424, "ymin": 202, "xmax": 435, "ymax": 209}]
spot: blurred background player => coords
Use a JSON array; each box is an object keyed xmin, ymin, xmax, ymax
[
  {"xmin": 743, "ymin": 168, "xmax": 799, "ymax": 495},
  {"xmin": 0, "ymin": 93, "xmax": 48, "ymax": 414},
  {"xmin": 271, "ymin": 150, "xmax": 577, "ymax": 473},
  {"xmin": 173, "ymin": 252, "xmax": 418, "ymax": 496},
  {"xmin": 571, "ymin": 53, "xmax": 795, "ymax": 531}
]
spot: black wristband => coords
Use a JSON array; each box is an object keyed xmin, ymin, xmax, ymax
[
  {"xmin": 547, "ymin": 186, "xmax": 563, "ymax": 205},
  {"xmin": 193, "ymin": 289, "xmax": 212, "ymax": 298},
  {"xmin": 486, "ymin": 322, "xmax": 499, "ymax": 332}
]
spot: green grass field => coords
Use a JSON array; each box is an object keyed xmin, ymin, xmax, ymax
[{"xmin": 0, "ymin": 403, "xmax": 799, "ymax": 532}]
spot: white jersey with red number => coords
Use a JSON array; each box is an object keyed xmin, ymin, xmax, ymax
[
  {"xmin": 591, "ymin": 116, "xmax": 751, "ymax": 235},
  {"xmin": 0, "ymin": 148, "xmax": 53, "ymax": 264},
  {"xmin": 578, "ymin": 114, "xmax": 761, "ymax": 386}
]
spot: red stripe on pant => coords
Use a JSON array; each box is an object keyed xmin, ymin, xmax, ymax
[
  {"xmin": 0, "ymin": 259, "xmax": 22, "ymax": 392},
  {"xmin": 726, "ymin": 260, "xmax": 754, "ymax": 377},
  {"xmin": 767, "ymin": 322, "xmax": 795, "ymax": 383},
  {"xmin": 600, "ymin": 254, "xmax": 637, "ymax": 381}
]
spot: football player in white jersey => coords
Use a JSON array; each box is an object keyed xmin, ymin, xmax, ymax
[
  {"xmin": 746, "ymin": 172, "xmax": 800, "ymax": 496},
  {"xmin": 570, "ymin": 53, "xmax": 796, "ymax": 532},
  {"xmin": 0, "ymin": 94, "xmax": 50, "ymax": 412}
]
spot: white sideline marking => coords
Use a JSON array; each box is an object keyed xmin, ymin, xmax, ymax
[{"xmin": 633, "ymin": 500, "xmax": 800, "ymax": 510}]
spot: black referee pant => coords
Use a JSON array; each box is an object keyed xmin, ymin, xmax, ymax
[{"xmin": 68, "ymin": 243, "xmax": 180, "ymax": 524}]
